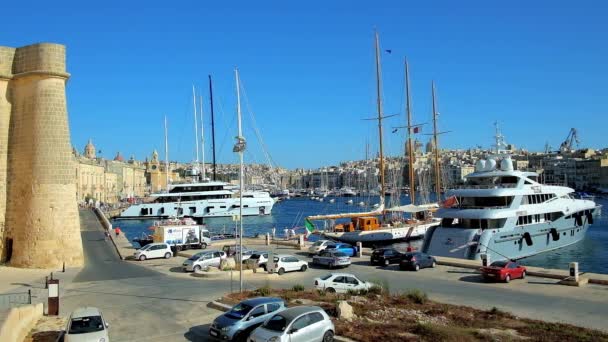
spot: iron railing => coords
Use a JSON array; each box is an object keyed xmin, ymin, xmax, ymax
[{"xmin": 0, "ymin": 290, "xmax": 32, "ymax": 309}]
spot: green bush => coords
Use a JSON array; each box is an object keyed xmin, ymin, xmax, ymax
[
  {"xmin": 292, "ymin": 284, "xmax": 305, "ymax": 292},
  {"xmin": 357, "ymin": 288, "xmax": 369, "ymax": 296},
  {"xmin": 256, "ymin": 286, "xmax": 272, "ymax": 296},
  {"xmin": 346, "ymin": 289, "xmax": 358, "ymax": 296},
  {"xmin": 406, "ymin": 289, "xmax": 428, "ymax": 304},
  {"xmin": 316, "ymin": 289, "xmax": 326, "ymax": 297},
  {"xmin": 368, "ymin": 285, "xmax": 383, "ymax": 295}
]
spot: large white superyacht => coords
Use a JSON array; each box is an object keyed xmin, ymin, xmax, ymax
[
  {"xmin": 119, "ymin": 181, "xmax": 275, "ymax": 219},
  {"xmin": 422, "ymin": 143, "xmax": 599, "ymax": 262}
]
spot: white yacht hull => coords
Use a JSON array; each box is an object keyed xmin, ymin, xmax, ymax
[
  {"xmin": 323, "ymin": 220, "xmax": 440, "ymax": 245},
  {"xmin": 118, "ymin": 197, "xmax": 275, "ymax": 219}
]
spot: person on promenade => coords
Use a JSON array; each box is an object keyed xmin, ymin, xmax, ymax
[
  {"xmin": 104, "ymin": 230, "xmax": 110, "ymax": 240},
  {"xmin": 283, "ymin": 228, "xmax": 288, "ymax": 240},
  {"xmin": 271, "ymin": 227, "xmax": 276, "ymax": 240}
]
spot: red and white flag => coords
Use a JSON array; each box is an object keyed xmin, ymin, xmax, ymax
[{"xmin": 442, "ymin": 195, "xmax": 458, "ymax": 208}]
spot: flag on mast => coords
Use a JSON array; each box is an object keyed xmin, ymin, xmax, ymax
[{"xmin": 304, "ymin": 219, "xmax": 315, "ymax": 236}]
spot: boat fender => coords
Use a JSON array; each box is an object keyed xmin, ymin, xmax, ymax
[
  {"xmin": 550, "ymin": 228, "xmax": 560, "ymax": 241},
  {"xmin": 522, "ymin": 232, "xmax": 533, "ymax": 246},
  {"xmin": 586, "ymin": 211, "xmax": 594, "ymax": 224},
  {"xmin": 574, "ymin": 213, "xmax": 583, "ymax": 227}
]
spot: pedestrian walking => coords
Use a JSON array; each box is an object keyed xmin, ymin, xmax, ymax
[
  {"xmin": 271, "ymin": 227, "xmax": 276, "ymax": 240},
  {"xmin": 104, "ymin": 230, "xmax": 109, "ymax": 240},
  {"xmin": 283, "ymin": 228, "xmax": 289, "ymax": 240}
]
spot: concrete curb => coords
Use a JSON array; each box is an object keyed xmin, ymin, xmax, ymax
[
  {"xmin": 92, "ymin": 208, "xmax": 124, "ymax": 260},
  {"xmin": 207, "ymin": 300, "xmax": 357, "ymax": 341}
]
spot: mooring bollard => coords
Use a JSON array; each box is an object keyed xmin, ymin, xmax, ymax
[
  {"xmin": 569, "ymin": 262, "xmax": 579, "ymax": 282},
  {"xmin": 265, "ymin": 233, "xmax": 270, "ymax": 246},
  {"xmin": 356, "ymin": 242, "xmax": 363, "ymax": 258}
]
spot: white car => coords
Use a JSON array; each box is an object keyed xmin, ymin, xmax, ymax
[
  {"xmin": 182, "ymin": 250, "xmax": 226, "ymax": 272},
  {"xmin": 313, "ymin": 273, "xmax": 376, "ymax": 293},
  {"xmin": 64, "ymin": 307, "xmax": 110, "ymax": 342},
  {"xmin": 267, "ymin": 254, "xmax": 308, "ymax": 275},
  {"xmin": 246, "ymin": 251, "xmax": 270, "ymax": 270},
  {"xmin": 134, "ymin": 243, "xmax": 173, "ymax": 261},
  {"xmin": 248, "ymin": 306, "xmax": 334, "ymax": 342},
  {"xmin": 308, "ymin": 240, "xmax": 333, "ymax": 255}
]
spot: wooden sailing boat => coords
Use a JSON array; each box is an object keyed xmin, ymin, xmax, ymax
[{"xmin": 307, "ymin": 31, "xmax": 440, "ymax": 245}]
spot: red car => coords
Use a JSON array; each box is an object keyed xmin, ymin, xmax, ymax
[{"xmin": 481, "ymin": 260, "xmax": 526, "ymax": 283}]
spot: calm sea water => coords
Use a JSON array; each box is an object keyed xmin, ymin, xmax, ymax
[{"xmin": 112, "ymin": 196, "xmax": 608, "ymax": 274}]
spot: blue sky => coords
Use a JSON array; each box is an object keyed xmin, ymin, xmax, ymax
[{"xmin": 2, "ymin": 1, "xmax": 607, "ymax": 169}]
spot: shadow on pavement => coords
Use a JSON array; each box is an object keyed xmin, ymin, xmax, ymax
[
  {"xmin": 447, "ymin": 270, "xmax": 479, "ymax": 275},
  {"xmin": 459, "ymin": 275, "xmax": 486, "ymax": 283},
  {"xmin": 170, "ymin": 266, "xmax": 186, "ymax": 273},
  {"xmin": 527, "ymin": 280, "xmax": 560, "ymax": 286},
  {"xmin": 185, "ymin": 323, "xmax": 213, "ymax": 342}
]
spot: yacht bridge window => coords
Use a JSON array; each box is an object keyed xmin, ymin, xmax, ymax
[
  {"xmin": 441, "ymin": 218, "xmax": 506, "ymax": 229},
  {"xmin": 457, "ymin": 196, "xmax": 513, "ymax": 209},
  {"xmin": 154, "ymin": 194, "xmax": 231, "ymax": 203},
  {"xmin": 465, "ymin": 176, "xmax": 519, "ymax": 188},
  {"xmin": 521, "ymin": 194, "xmax": 556, "ymax": 205},
  {"xmin": 169, "ymin": 185, "xmax": 224, "ymax": 193}
]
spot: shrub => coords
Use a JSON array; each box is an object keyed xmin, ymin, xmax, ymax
[
  {"xmin": 357, "ymin": 288, "xmax": 369, "ymax": 296},
  {"xmin": 406, "ymin": 289, "xmax": 428, "ymax": 304},
  {"xmin": 346, "ymin": 289, "xmax": 358, "ymax": 296},
  {"xmin": 368, "ymin": 285, "xmax": 383, "ymax": 295},
  {"xmin": 316, "ymin": 289, "xmax": 327, "ymax": 297},
  {"xmin": 292, "ymin": 284, "xmax": 305, "ymax": 292},
  {"xmin": 256, "ymin": 286, "xmax": 272, "ymax": 296}
]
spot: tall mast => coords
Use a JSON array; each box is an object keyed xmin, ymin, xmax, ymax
[
  {"xmin": 374, "ymin": 30, "xmax": 386, "ymax": 213},
  {"xmin": 164, "ymin": 115, "xmax": 169, "ymax": 191},
  {"xmin": 208, "ymin": 75, "xmax": 217, "ymax": 181},
  {"xmin": 431, "ymin": 81, "xmax": 441, "ymax": 199},
  {"xmin": 199, "ymin": 95, "xmax": 206, "ymax": 180},
  {"xmin": 234, "ymin": 68, "xmax": 246, "ymax": 293},
  {"xmin": 405, "ymin": 57, "xmax": 416, "ymax": 204},
  {"xmin": 192, "ymin": 86, "xmax": 199, "ymax": 166}
]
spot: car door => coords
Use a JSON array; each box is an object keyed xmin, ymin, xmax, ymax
[
  {"xmin": 288, "ymin": 257, "xmax": 301, "ymax": 271},
  {"xmin": 244, "ymin": 304, "xmax": 267, "ymax": 332},
  {"xmin": 509, "ymin": 263, "xmax": 521, "ymax": 278},
  {"xmin": 210, "ymin": 252, "xmax": 222, "ymax": 267},
  {"xmin": 345, "ymin": 276, "xmax": 360, "ymax": 291},
  {"xmin": 288, "ymin": 314, "xmax": 314, "ymax": 342},
  {"xmin": 200, "ymin": 253, "xmax": 212, "ymax": 267},
  {"xmin": 152, "ymin": 245, "xmax": 163, "ymax": 258},
  {"xmin": 330, "ymin": 276, "xmax": 346, "ymax": 292}
]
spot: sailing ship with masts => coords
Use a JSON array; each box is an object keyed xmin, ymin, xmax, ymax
[{"xmin": 305, "ymin": 31, "xmax": 441, "ymax": 245}]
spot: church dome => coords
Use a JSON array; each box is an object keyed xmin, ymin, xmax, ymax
[{"xmin": 84, "ymin": 139, "xmax": 96, "ymax": 159}]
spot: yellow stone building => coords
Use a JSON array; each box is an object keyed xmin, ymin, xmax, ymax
[{"xmin": 145, "ymin": 150, "xmax": 180, "ymax": 193}]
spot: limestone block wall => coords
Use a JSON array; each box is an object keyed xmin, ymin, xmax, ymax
[
  {"xmin": 0, "ymin": 46, "xmax": 16, "ymax": 261},
  {"xmin": 2, "ymin": 43, "xmax": 83, "ymax": 268}
]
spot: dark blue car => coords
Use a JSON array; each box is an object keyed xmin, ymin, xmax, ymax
[{"xmin": 324, "ymin": 243, "xmax": 358, "ymax": 257}]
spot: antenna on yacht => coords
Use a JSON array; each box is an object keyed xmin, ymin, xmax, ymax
[
  {"xmin": 209, "ymin": 75, "xmax": 217, "ymax": 181},
  {"xmin": 192, "ymin": 86, "xmax": 200, "ymax": 176},
  {"xmin": 200, "ymin": 95, "xmax": 206, "ymax": 181},
  {"xmin": 234, "ymin": 68, "xmax": 246, "ymax": 293},
  {"xmin": 164, "ymin": 115, "xmax": 169, "ymax": 192}
]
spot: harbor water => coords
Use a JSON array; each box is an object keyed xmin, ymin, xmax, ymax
[{"xmin": 112, "ymin": 196, "xmax": 608, "ymax": 274}]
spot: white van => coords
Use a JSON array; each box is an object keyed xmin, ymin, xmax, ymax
[
  {"xmin": 134, "ymin": 243, "xmax": 173, "ymax": 261},
  {"xmin": 153, "ymin": 225, "xmax": 211, "ymax": 250}
]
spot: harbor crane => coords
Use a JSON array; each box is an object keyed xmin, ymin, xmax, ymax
[{"xmin": 559, "ymin": 128, "xmax": 579, "ymax": 153}]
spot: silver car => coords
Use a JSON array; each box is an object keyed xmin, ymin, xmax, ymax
[
  {"xmin": 182, "ymin": 250, "xmax": 225, "ymax": 272},
  {"xmin": 64, "ymin": 307, "xmax": 110, "ymax": 342},
  {"xmin": 312, "ymin": 250, "xmax": 351, "ymax": 268},
  {"xmin": 209, "ymin": 297, "xmax": 286, "ymax": 341},
  {"xmin": 248, "ymin": 306, "xmax": 335, "ymax": 342}
]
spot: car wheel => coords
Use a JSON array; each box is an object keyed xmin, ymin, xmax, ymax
[
  {"xmin": 261, "ymin": 264, "xmax": 266, "ymax": 271},
  {"xmin": 300, "ymin": 265, "xmax": 307, "ymax": 272},
  {"xmin": 323, "ymin": 330, "xmax": 334, "ymax": 342},
  {"xmin": 194, "ymin": 265, "xmax": 202, "ymax": 272},
  {"xmin": 164, "ymin": 252, "xmax": 172, "ymax": 259},
  {"xmin": 431, "ymin": 261, "xmax": 437, "ymax": 268},
  {"xmin": 521, "ymin": 271, "xmax": 526, "ymax": 279},
  {"xmin": 326, "ymin": 287, "xmax": 336, "ymax": 293},
  {"xmin": 505, "ymin": 274, "xmax": 511, "ymax": 283},
  {"xmin": 278, "ymin": 268, "xmax": 285, "ymax": 275},
  {"xmin": 384, "ymin": 259, "xmax": 389, "ymax": 267},
  {"xmin": 414, "ymin": 264, "xmax": 420, "ymax": 271},
  {"xmin": 233, "ymin": 330, "xmax": 246, "ymax": 342},
  {"xmin": 139, "ymin": 255, "xmax": 146, "ymax": 261},
  {"xmin": 201, "ymin": 243, "xmax": 207, "ymax": 249}
]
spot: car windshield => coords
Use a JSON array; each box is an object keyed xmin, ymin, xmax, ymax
[
  {"xmin": 68, "ymin": 316, "xmax": 104, "ymax": 334},
  {"xmin": 490, "ymin": 261, "xmax": 508, "ymax": 268},
  {"xmin": 226, "ymin": 303, "xmax": 253, "ymax": 319},
  {"xmin": 320, "ymin": 274, "xmax": 332, "ymax": 280},
  {"xmin": 140, "ymin": 245, "xmax": 152, "ymax": 251},
  {"xmin": 312, "ymin": 241, "xmax": 324, "ymax": 246},
  {"xmin": 263, "ymin": 314, "xmax": 288, "ymax": 332},
  {"xmin": 189, "ymin": 253, "xmax": 204, "ymax": 261}
]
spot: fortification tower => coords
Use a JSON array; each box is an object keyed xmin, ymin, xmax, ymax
[{"xmin": 3, "ymin": 43, "xmax": 83, "ymax": 268}]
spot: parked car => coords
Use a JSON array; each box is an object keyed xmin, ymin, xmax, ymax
[
  {"xmin": 236, "ymin": 249, "xmax": 258, "ymax": 263},
  {"xmin": 134, "ymin": 242, "xmax": 173, "ymax": 261},
  {"xmin": 313, "ymin": 273, "xmax": 376, "ymax": 293},
  {"xmin": 246, "ymin": 251, "xmax": 270, "ymax": 271},
  {"xmin": 370, "ymin": 247, "xmax": 403, "ymax": 266},
  {"xmin": 64, "ymin": 307, "xmax": 110, "ymax": 342},
  {"xmin": 308, "ymin": 240, "xmax": 333, "ymax": 255},
  {"xmin": 182, "ymin": 250, "xmax": 226, "ymax": 272},
  {"xmin": 248, "ymin": 306, "xmax": 335, "ymax": 342},
  {"xmin": 312, "ymin": 250, "xmax": 351, "ymax": 269},
  {"xmin": 209, "ymin": 297, "xmax": 286, "ymax": 341},
  {"xmin": 324, "ymin": 243, "xmax": 358, "ymax": 257},
  {"xmin": 481, "ymin": 260, "xmax": 526, "ymax": 283},
  {"xmin": 398, "ymin": 252, "xmax": 436, "ymax": 271},
  {"xmin": 267, "ymin": 254, "xmax": 308, "ymax": 275}
]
